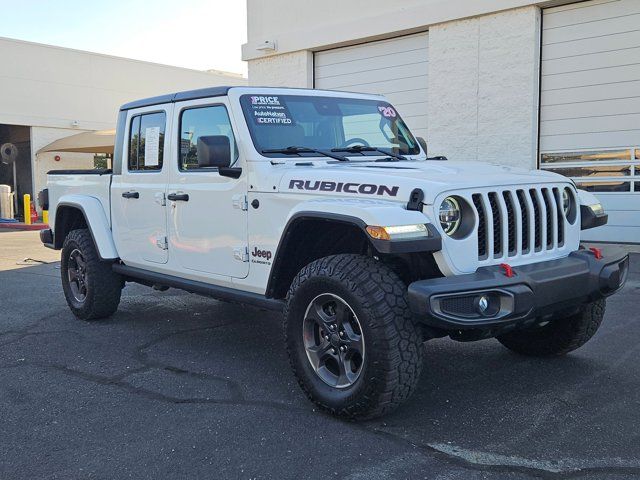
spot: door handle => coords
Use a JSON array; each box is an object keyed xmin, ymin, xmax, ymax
[
  {"xmin": 167, "ymin": 193, "xmax": 189, "ymax": 202},
  {"xmin": 122, "ymin": 191, "xmax": 139, "ymax": 199}
]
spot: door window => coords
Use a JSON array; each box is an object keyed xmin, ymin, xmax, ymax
[
  {"xmin": 128, "ymin": 112, "xmax": 166, "ymax": 171},
  {"xmin": 179, "ymin": 105, "xmax": 238, "ymax": 171}
]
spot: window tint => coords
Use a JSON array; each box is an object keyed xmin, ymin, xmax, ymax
[
  {"xmin": 128, "ymin": 112, "xmax": 166, "ymax": 171},
  {"xmin": 179, "ymin": 105, "xmax": 238, "ymax": 171}
]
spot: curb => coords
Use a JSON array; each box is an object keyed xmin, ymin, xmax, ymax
[{"xmin": 0, "ymin": 223, "xmax": 48, "ymax": 232}]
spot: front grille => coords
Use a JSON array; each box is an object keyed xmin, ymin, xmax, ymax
[
  {"xmin": 503, "ymin": 191, "xmax": 516, "ymax": 255},
  {"xmin": 516, "ymin": 190, "xmax": 530, "ymax": 253},
  {"xmin": 472, "ymin": 187, "xmax": 567, "ymax": 261},
  {"xmin": 530, "ymin": 190, "xmax": 542, "ymax": 251},
  {"xmin": 473, "ymin": 194, "xmax": 487, "ymax": 259},
  {"xmin": 488, "ymin": 192, "xmax": 502, "ymax": 257}
]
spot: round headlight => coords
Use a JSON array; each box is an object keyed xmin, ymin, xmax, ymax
[
  {"xmin": 439, "ymin": 197, "xmax": 461, "ymax": 235},
  {"xmin": 562, "ymin": 188, "xmax": 572, "ymax": 216}
]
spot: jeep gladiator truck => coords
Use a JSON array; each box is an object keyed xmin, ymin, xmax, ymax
[{"xmin": 40, "ymin": 86, "xmax": 629, "ymax": 419}]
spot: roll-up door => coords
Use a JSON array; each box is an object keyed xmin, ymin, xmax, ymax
[
  {"xmin": 540, "ymin": 0, "xmax": 640, "ymax": 243},
  {"xmin": 314, "ymin": 32, "xmax": 429, "ymax": 140}
]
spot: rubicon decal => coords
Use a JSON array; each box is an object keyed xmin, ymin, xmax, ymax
[{"xmin": 289, "ymin": 180, "xmax": 399, "ymax": 197}]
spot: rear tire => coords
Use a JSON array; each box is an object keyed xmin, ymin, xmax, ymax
[
  {"xmin": 61, "ymin": 229, "xmax": 123, "ymax": 320},
  {"xmin": 497, "ymin": 299, "xmax": 605, "ymax": 357},
  {"xmin": 284, "ymin": 254, "xmax": 424, "ymax": 419}
]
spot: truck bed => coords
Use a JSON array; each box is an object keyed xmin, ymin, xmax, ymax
[{"xmin": 47, "ymin": 169, "xmax": 112, "ymax": 228}]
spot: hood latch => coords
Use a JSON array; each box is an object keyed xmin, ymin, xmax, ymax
[{"xmin": 407, "ymin": 188, "xmax": 424, "ymax": 211}]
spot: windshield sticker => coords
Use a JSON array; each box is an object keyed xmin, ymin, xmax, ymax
[
  {"xmin": 378, "ymin": 105, "xmax": 397, "ymax": 119},
  {"xmin": 249, "ymin": 95, "xmax": 293, "ymax": 125}
]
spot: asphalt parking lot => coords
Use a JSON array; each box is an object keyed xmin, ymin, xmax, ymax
[{"xmin": 1, "ymin": 230, "xmax": 639, "ymax": 480}]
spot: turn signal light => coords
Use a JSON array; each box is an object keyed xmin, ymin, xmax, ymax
[
  {"xmin": 366, "ymin": 224, "xmax": 429, "ymax": 241},
  {"xmin": 366, "ymin": 225, "xmax": 391, "ymax": 241}
]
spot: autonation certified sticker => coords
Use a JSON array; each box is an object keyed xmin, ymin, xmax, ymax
[{"xmin": 249, "ymin": 95, "xmax": 293, "ymax": 125}]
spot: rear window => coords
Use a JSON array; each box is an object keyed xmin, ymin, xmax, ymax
[{"xmin": 128, "ymin": 112, "xmax": 166, "ymax": 171}]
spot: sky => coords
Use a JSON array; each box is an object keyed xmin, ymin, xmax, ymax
[{"xmin": 0, "ymin": 0, "xmax": 248, "ymax": 76}]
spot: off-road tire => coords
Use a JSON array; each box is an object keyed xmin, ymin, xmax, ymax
[
  {"xmin": 497, "ymin": 299, "xmax": 606, "ymax": 357},
  {"xmin": 284, "ymin": 254, "xmax": 424, "ymax": 419},
  {"xmin": 61, "ymin": 228, "xmax": 123, "ymax": 320}
]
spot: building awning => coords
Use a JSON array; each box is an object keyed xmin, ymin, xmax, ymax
[{"xmin": 37, "ymin": 129, "xmax": 115, "ymax": 154}]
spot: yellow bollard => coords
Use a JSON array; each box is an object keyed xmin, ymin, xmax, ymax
[
  {"xmin": 23, "ymin": 194, "xmax": 31, "ymax": 225},
  {"xmin": 43, "ymin": 210, "xmax": 49, "ymax": 225}
]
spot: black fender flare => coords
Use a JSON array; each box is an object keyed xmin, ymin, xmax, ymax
[{"xmin": 265, "ymin": 211, "xmax": 441, "ymax": 298}]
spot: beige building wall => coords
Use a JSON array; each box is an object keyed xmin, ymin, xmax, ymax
[
  {"xmin": 244, "ymin": 2, "xmax": 542, "ymax": 166},
  {"xmin": 0, "ymin": 36, "xmax": 247, "ymax": 209},
  {"xmin": 427, "ymin": 7, "xmax": 541, "ymax": 166},
  {"xmin": 243, "ymin": 0, "xmax": 547, "ymax": 61},
  {"xmin": 0, "ymin": 36, "xmax": 246, "ymax": 132},
  {"xmin": 248, "ymin": 51, "xmax": 312, "ymax": 87}
]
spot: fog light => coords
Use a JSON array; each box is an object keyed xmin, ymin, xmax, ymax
[
  {"xmin": 474, "ymin": 294, "xmax": 499, "ymax": 317},
  {"xmin": 477, "ymin": 295, "xmax": 489, "ymax": 314}
]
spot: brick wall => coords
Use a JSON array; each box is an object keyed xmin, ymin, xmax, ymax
[
  {"xmin": 248, "ymin": 51, "xmax": 313, "ymax": 88},
  {"xmin": 427, "ymin": 6, "xmax": 541, "ymax": 167}
]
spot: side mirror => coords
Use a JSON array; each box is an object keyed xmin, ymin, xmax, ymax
[
  {"xmin": 197, "ymin": 135, "xmax": 231, "ymax": 168},
  {"xmin": 416, "ymin": 137, "xmax": 428, "ymax": 156}
]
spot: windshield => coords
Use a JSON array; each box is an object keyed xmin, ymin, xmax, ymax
[{"xmin": 240, "ymin": 94, "xmax": 420, "ymax": 157}]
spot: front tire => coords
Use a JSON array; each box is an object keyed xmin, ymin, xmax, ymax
[
  {"xmin": 284, "ymin": 254, "xmax": 424, "ymax": 419},
  {"xmin": 497, "ymin": 299, "xmax": 606, "ymax": 357},
  {"xmin": 61, "ymin": 229, "xmax": 123, "ymax": 320}
]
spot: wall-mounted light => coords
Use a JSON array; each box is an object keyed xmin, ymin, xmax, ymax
[{"xmin": 256, "ymin": 40, "xmax": 277, "ymax": 52}]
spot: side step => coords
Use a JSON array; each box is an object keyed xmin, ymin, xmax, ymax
[{"xmin": 112, "ymin": 263, "xmax": 284, "ymax": 312}]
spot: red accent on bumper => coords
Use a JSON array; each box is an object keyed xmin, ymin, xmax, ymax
[
  {"xmin": 500, "ymin": 263, "xmax": 515, "ymax": 278},
  {"xmin": 589, "ymin": 247, "xmax": 603, "ymax": 260}
]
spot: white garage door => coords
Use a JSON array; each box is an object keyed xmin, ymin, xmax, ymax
[
  {"xmin": 314, "ymin": 32, "xmax": 429, "ymax": 140},
  {"xmin": 540, "ymin": 0, "xmax": 640, "ymax": 243}
]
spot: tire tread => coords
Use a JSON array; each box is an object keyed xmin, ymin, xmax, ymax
[
  {"xmin": 284, "ymin": 254, "xmax": 424, "ymax": 419},
  {"xmin": 497, "ymin": 299, "xmax": 606, "ymax": 357},
  {"xmin": 61, "ymin": 229, "xmax": 122, "ymax": 320}
]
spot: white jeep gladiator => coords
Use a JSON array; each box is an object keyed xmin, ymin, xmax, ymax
[{"xmin": 40, "ymin": 86, "xmax": 629, "ymax": 419}]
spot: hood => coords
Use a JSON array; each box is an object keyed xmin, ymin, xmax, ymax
[{"xmin": 277, "ymin": 160, "xmax": 568, "ymax": 205}]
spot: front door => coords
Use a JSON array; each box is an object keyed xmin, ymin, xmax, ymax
[
  {"xmin": 111, "ymin": 105, "xmax": 172, "ymax": 266},
  {"xmin": 166, "ymin": 99, "xmax": 249, "ymax": 279}
]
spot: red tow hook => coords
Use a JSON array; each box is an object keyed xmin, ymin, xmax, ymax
[
  {"xmin": 589, "ymin": 247, "xmax": 603, "ymax": 260},
  {"xmin": 500, "ymin": 263, "xmax": 515, "ymax": 278}
]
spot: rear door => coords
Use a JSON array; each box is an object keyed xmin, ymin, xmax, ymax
[{"xmin": 111, "ymin": 105, "xmax": 172, "ymax": 266}]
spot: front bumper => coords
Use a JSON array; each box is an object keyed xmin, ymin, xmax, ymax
[{"xmin": 408, "ymin": 247, "xmax": 629, "ymax": 330}]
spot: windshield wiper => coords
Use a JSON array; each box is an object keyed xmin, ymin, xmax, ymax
[
  {"xmin": 331, "ymin": 145, "xmax": 406, "ymax": 161},
  {"xmin": 262, "ymin": 146, "xmax": 348, "ymax": 161}
]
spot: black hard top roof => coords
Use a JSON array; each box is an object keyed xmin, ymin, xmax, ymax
[
  {"xmin": 119, "ymin": 85, "xmax": 384, "ymax": 111},
  {"xmin": 120, "ymin": 86, "xmax": 234, "ymax": 111}
]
